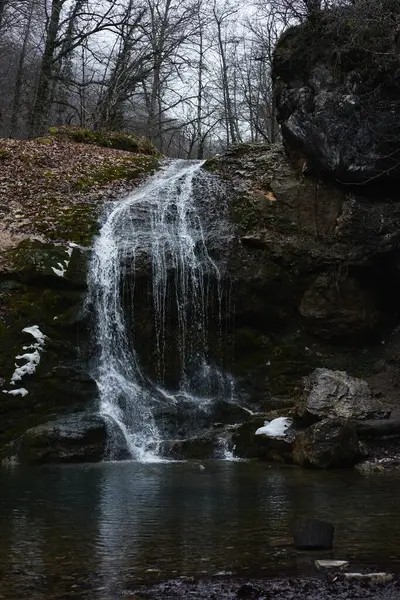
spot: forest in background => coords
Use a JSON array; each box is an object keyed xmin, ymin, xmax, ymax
[{"xmin": 0, "ymin": 0, "xmax": 349, "ymax": 156}]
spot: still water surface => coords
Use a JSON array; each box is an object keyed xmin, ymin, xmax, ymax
[{"xmin": 0, "ymin": 461, "xmax": 399, "ymax": 599}]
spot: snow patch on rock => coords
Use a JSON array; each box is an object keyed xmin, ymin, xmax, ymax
[
  {"xmin": 51, "ymin": 242, "xmax": 78, "ymax": 278},
  {"xmin": 2, "ymin": 325, "xmax": 47, "ymax": 396},
  {"xmin": 3, "ymin": 388, "xmax": 29, "ymax": 397},
  {"xmin": 255, "ymin": 417, "xmax": 292, "ymax": 438}
]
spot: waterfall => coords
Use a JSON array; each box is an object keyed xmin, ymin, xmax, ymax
[{"xmin": 87, "ymin": 160, "xmax": 235, "ymax": 461}]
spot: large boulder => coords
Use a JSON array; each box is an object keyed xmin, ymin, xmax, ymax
[
  {"xmin": 293, "ymin": 418, "xmax": 362, "ymax": 468},
  {"xmin": 0, "ymin": 413, "xmax": 130, "ymax": 464},
  {"xmin": 273, "ymin": 1, "xmax": 400, "ymax": 184},
  {"xmin": 295, "ymin": 368, "xmax": 390, "ymax": 424}
]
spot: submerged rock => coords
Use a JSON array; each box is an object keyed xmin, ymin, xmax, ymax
[
  {"xmin": 293, "ymin": 518, "xmax": 334, "ymax": 550},
  {"xmin": 293, "ymin": 418, "xmax": 362, "ymax": 469},
  {"xmin": 295, "ymin": 368, "xmax": 390, "ymax": 424}
]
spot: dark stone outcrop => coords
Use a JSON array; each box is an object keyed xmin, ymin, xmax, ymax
[
  {"xmin": 292, "ymin": 418, "xmax": 362, "ymax": 468},
  {"xmin": 273, "ymin": 1, "xmax": 400, "ymax": 184},
  {"xmin": 294, "ymin": 368, "xmax": 390, "ymax": 424},
  {"xmin": 231, "ymin": 412, "xmax": 295, "ymax": 462},
  {"xmin": 206, "ymin": 143, "xmax": 400, "ymax": 417},
  {"xmin": 0, "ymin": 242, "xmax": 98, "ymax": 450},
  {"xmin": 0, "ymin": 413, "xmax": 127, "ymax": 464}
]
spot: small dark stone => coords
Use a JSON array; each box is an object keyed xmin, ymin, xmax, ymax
[
  {"xmin": 236, "ymin": 582, "xmax": 262, "ymax": 599},
  {"xmin": 293, "ymin": 517, "xmax": 334, "ymax": 550}
]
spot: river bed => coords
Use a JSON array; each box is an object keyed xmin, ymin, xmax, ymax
[{"xmin": 0, "ymin": 461, "xmax": 399, "ymax": 599}]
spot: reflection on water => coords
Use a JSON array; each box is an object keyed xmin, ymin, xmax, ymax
[{"xmin": 1, "ymin": 462, "xmax": 400, "ymax": 599}]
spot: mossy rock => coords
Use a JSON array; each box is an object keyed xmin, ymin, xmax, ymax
[
  {"xmin": 0, "ymin": 279, "xmax": 92, "ymax": 446},
  {"xmin": 0, "ymin": 148, "xmax": 11, "ymax": 160},
  {"xmin": 48, "ymin": 126, "xmax": 157, "ymax": 155},
  {"xmin": 4, "ymin": 240, "xmax": 86, "ymax": 285},
  {"xmin": 29, "ymin": 154, "xmax": 158, "ymax": 245}
]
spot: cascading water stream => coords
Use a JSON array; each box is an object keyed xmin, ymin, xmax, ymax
[{"xmin": 88, "ymin": 160, "xmax": 236, "ymax": 461}]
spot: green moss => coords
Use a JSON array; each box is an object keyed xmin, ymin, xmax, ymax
[
  {"xmin": 30, "ymin": 154, "xmax": 158, "ymax": 244},
  {"xmin": 72, "ymin": 155, "xmax": 157, "ymax": 191},
  {"xmin": 36, "ymin": 137, "xmax": 53, "ymax": 145},
  {"xmin": 0, "ymin": 148, "xmax": 11, "ymax": 160},
  {"xmin": 47, "ymin": 204, "xmax": 100, "ymax": 245},
  {"xmin": 49, "ymin": 126, "xmax": 158, "ymax": 155},
  {"xmin": 203, "ymin": 158, "xmax": 218, "ymax": 172},
  {"xmin": 5, "ymin": 240, "xmax": 68, "ymax": 275}
]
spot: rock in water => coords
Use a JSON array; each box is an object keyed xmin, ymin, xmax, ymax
[
  {"xmin": 1, "ymin": 413, "xmax": 131, "ymax": 464},
  {"xmin": 295, "ymin": 368, "xmax": 389, "ymax": 424},
  {"xmin": 315, "ymin": 560, "xmax": 349, "ymax": 570},
  {"xmin": 293, "ymin": 418, "xmax": 362, "ymax": 469},
  {"xmin": 293, "ymin": 518, "xmax": 334, "ymax": 550}
]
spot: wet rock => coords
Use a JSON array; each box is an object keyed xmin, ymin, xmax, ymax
[
  {"xmin": 232, "ymin": 415, "xmax": 295, "ymax": 462},
  {"xmin": 293, "ymin": 418, "xmax": 362, "ymax": 468},
  {"xmin": 1, "ymin": 413, "xmax": 129, "ymax": 464},
  {"xmin": 299, "ymin": 274, "xmax": 380, "ymax": 341},
  {"xmin": 315, "ymin": 560, "xmax": 349, "ymax": 570},
  {"xmin": 152, "ymin": 395, "xmax": 250, "ymax": 441},
  {"xmin": 354, "ymin": 419, "xmax": 400, "ymax": 438},
  {"xmin": 295, "ymin": 368, "xmax": 390, "ymax": 424},
  {"xmin": 160, "ymin": 429, "xmax": 219, "ymax": 460},
  {"xmin": 355, "ymin": 457, "xmax": 400, "ymax": 474}
]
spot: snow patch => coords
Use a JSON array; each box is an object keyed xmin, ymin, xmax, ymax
[
  {"xmin": 11, "ymin": 350, "xmax": 41, "ymax": 383},
  {"xmin": 51, "ymin": 242, "xmax": 78, "ymax": 278},
  {"xmin": 2, "ymin": 325, "xmax": 47, "ymax": 396},
  {"xmin": 22, "ymin": 325, "xmax": 46, "ymax": 346},
  {"xmin": 3, "ymin": 388, "xmax": 29, "ymax": 397},
  {"xmin": 52, "ymin": 262, "xmax": 67, "ymax": 277},
  {"xmin": 255, "ymin": 417, "xmax": 292, "ymax": 438}
]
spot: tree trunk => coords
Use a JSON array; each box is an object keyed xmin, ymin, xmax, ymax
[
  {"xmin": 29, "ymin": 0, "xmax": 66, "ymax": 137},
  {"xmin": 11, "ymin": 0, "xmax": 35, "ymax": 137},
  {"xmin": 0, "ymin": 0, "xmax": 7, "ymax": 31}
]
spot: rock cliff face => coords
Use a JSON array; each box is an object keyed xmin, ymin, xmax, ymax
[
  {"xmin": 205, "ymin": 3, "xmax": 400, "ymax": 465},
  {"xmin": 206, "ymin": 143, "xmax": 400, "ymax": 401},
  {"xmin": 206, "ymin": 138, "xmax": 400, "ymax": 464},
  {"xmin": 273, "ymin": 1, "xmax": 400, "ymax": 184}
]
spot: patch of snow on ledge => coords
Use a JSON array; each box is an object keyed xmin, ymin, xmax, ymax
[
  {"xmin": 51, "ymin": 242, "xmax": 79, "ymax": 278},
  {"xmin": 3, "ymin": 388, "xmax": 29, "ymax": 397},
  {"xmin": 22, "ymin": 325, "xmax": 46, "ymax": 347},
  {"xmin": 3, "ymin": 326, "xmax": 47, "ymax": 396},
  {"xmin": 11, "ymin": 350, "xmax": 41, "ymax": 383},
  {"xmin": 255, "ymin": 417, "xmax": 292, "ymax": 438}
]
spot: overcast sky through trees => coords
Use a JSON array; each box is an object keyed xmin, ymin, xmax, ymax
[{"xmin": 0, "ymin": 0, "xmax": 342, "ymax": 156}]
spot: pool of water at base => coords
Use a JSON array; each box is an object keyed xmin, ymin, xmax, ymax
[{"xmin": 0, "ymin": 461, "xmax": 400, "ymax": 599}]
